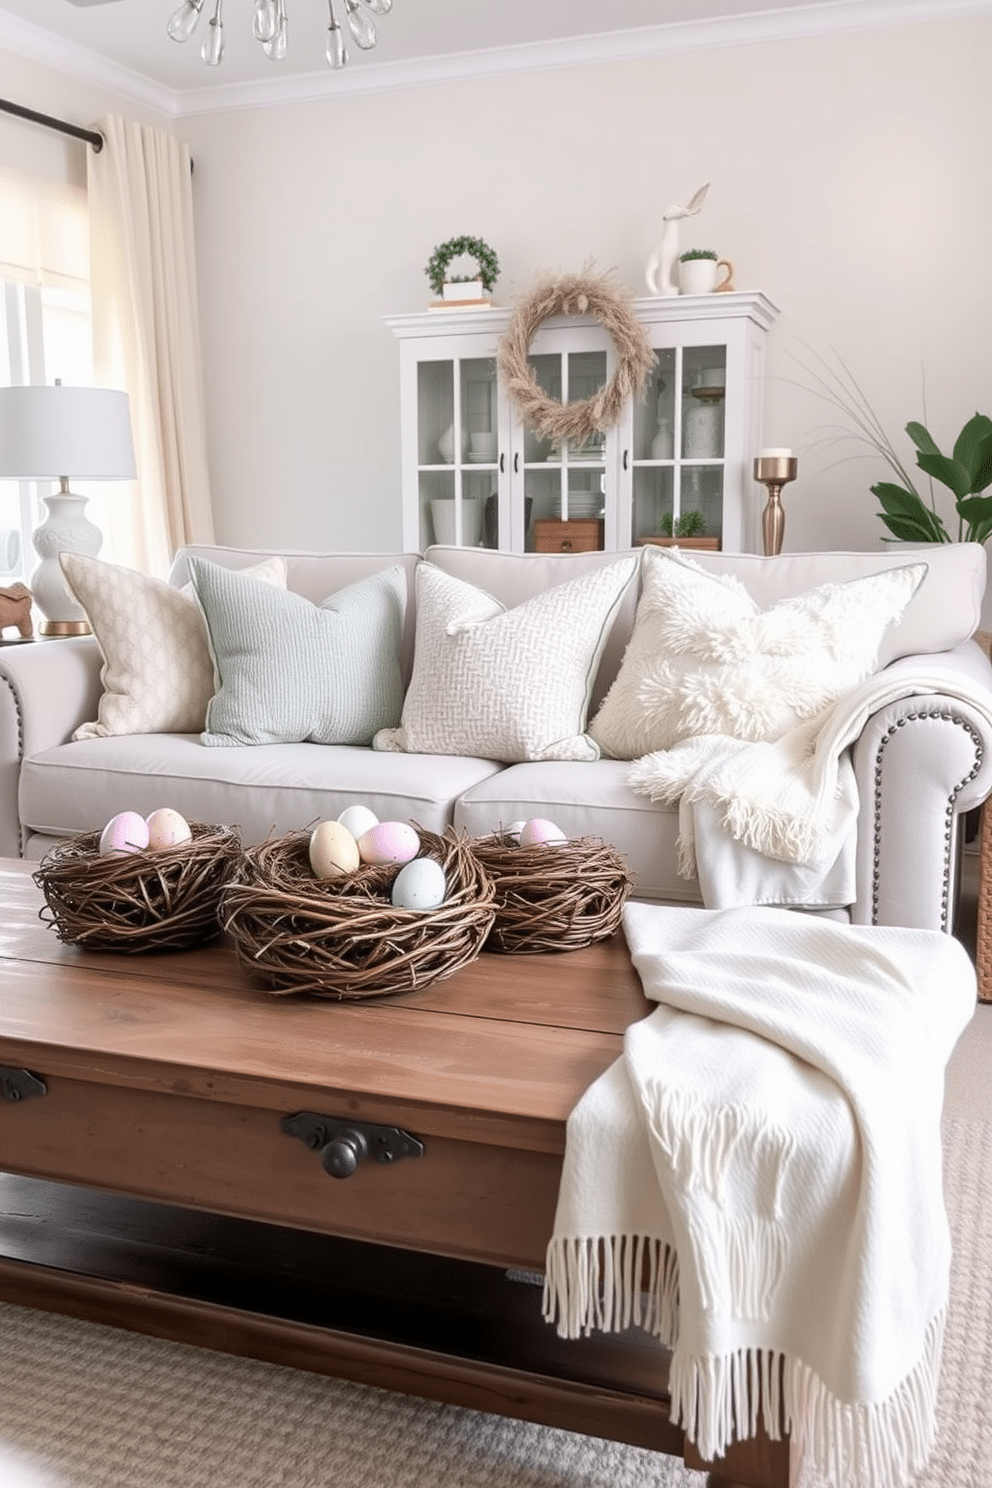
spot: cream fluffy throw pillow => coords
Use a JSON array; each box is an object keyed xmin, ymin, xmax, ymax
[
  {"xmin": 61, "ymin": 551, "xmax": 287, "ymax": 739},
  {"xmin": 588, "ymin": 547, "xmax": 927, "ymax": 758},
  {"xmin": 374, "ymin": 555, "xmax": 638, "ymax": 763}
]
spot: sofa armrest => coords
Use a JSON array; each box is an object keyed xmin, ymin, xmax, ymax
[
  {"xmin": 851, "ymin": 642, "xmax": 992, "ymax": 931},
  {"xmin": 0, "ymin": 637, "xmax": 102, "ymax": 857}
]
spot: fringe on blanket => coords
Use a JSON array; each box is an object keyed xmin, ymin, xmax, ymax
[
  {"xmin": 672, "ymin": 1307, "xmax": 946, "ymax": 1488},
  {"xmin": 545, "ymin": 1239, "xmax": 946, "ymax": 1488},
  {"xmin": 542, "ymin": 1234, "xmax": 680, "ymax": 1343}
]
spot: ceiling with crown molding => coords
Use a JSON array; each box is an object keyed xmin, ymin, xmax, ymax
[{"xmin": 0, "ymin": 0, "xmax": 984, "ymax": 116}]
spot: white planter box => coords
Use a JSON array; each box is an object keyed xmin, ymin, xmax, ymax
[{"xmin": 442, "ymin": 280, "xmax": 486, "ymax": 303}]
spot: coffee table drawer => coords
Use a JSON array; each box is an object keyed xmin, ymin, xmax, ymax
[{"xmin": 0, "ymin": 1075, "xmax": 560, "ymax": 1270}]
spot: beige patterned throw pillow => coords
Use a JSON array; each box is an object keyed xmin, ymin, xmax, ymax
[
  {"xmin": 61, "ymin": 552, "xmax": 287, "ymax": 739},
  {"xmin": 588, "ymin": 546, "xmax": 928, "ymax": 759},
  {"xmin": 373, "ymin": 554, "xmax": 638, "ymax": 763}
]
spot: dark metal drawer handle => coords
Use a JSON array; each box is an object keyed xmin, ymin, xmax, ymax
[
  {"xmin": 1, "ymin": 1067, "xmax": 47, "ymax": 1102},
  {"xmin": 281, "ymin": 1111, "xmax": 424, "ymax": 1180}
]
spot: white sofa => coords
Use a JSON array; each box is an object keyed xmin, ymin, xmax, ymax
[{"xmin": 2, "ymin": 540, "xmax": 991, "ymax": 933}]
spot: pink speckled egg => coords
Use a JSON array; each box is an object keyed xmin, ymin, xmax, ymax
[
  {"xmin": 99, "ymin": 810, "xmax": 150, "ymax": 856},
  {"xmin": 357, "ymin": 821, "xmax": 420, "ymax": 866},
  {"xmin": 145, "ymin": 807, "xmax": 192, "ymax": 851},
  {"xmin": 519, "ymin": 817, "xmax": 567, "ymax": 847}
]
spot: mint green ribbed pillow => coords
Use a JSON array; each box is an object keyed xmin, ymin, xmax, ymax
[{"xmin": 187, "ymin": 555, "xmax": 407, "ymax": 747}]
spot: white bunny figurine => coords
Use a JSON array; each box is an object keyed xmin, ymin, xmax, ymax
[{"xmin": 645, "ymin": 183, "xmax": 711, "ymax": 297}]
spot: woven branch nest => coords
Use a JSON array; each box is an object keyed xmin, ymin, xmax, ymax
[
  {"xmin": 220, "ymin": 826, "xmax": 496, "ymax": 999},
  {"xmin": 497, "ymin": 270, "xmax": 656, "ymax": 446},
  {"xmin": 472, "ymin": 832, "xmax": 633, "ymax": 954},
  {"xmin": 34, "ymin": 823, "xmax": 243, "ymax": 953}
]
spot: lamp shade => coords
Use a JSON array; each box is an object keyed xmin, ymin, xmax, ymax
[{"xmin": 0, "ymin": 385, "xmax": 136, "ymax": 480}]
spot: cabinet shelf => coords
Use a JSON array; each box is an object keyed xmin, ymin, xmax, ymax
[{"xmin": 386, "ymin": 292, "xmax": 778, "ymax": 555}]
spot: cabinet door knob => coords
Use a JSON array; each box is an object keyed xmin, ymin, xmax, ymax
[
  {"xmin": 560, "ymin": 539, "xmax": 573, "ymax": 551},
  {"xmin": 513, "ymin": 452, "xmax": 520, "ymax": 474},
  {"xmin": 499, "ymin": 452, "xmax": 505, "ymax": 474},
  {"xmin": 622, "ymin": 448, "xmax": 629, "ymax": 471}
]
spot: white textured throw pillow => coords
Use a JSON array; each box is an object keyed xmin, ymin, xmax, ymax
[
  {"xmin": 374, "ymin": 555, "xmax": 638, "ymax": 763},
  {"xmin": 61, "ymin": 551, "xmax": 287, "ymax": 739},
  {"xmin": 588, "ymin": 546, "xmax": 927, "ymax": 758}
]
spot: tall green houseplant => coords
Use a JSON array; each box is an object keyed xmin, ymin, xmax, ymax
[
  {"xmin": 792, "ymin": 351, "xmax": 992, "ymax": 545},
  {"xmin": 873, "ymin": 413, "xmax": 992, "ymax": 543}
]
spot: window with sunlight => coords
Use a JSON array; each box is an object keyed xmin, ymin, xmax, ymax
[{"xmin": 0, "ymin": 167, "xmax": 108, "ymax": 588}]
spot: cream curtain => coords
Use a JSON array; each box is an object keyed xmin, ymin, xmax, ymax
[{"xmin": 87, "ymin": 115, "xmax": 214, "ymax": 577}]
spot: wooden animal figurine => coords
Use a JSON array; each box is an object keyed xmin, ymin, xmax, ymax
[
  {"xmin": 645, "ymin": 182, "xmax": 711, "ymax": 297},
  {"xmin": 0, "ymin": 583, "xmax": 34, "ymax": 639}
]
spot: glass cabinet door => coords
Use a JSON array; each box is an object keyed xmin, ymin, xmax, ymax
[
  {"xmin": 389, "ymin": 292, "xmax": 776, "ymax": 557},
  {"xmin": 415, "ymin": 356, "xmax": 498, "ymax": 549},
  {"xmin": 630, "ymin": 343, "xmax": 726, "ymax": 547},
  {"xmin": 521, "ymin": 346, "xmax": 609, "ymax": 552}
]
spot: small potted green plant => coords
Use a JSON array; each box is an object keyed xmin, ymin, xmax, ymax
[
  {"xmin": 425, "ymin": 236, "xmax": 500, "ymax": 305},
  {"xmin": 652, "ymin": 510, "xmax": 718, "ymax": 547},
  {"xmin": 678, "ymin": 248, "xmax": 730, "ymax": 295}
]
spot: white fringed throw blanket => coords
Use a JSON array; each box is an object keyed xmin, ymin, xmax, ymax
[
  {"xmin": 627, "ymin": 666, "xmax": 992, "ymax": 908},
  {"xmin": 544, "ymin": 903, "xmax": 976, "ymax": 1488}
]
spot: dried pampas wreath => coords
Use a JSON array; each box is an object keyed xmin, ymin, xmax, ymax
[{"xmin": 497, "ymin": 271, "xmax": 656, "ymax": 446}]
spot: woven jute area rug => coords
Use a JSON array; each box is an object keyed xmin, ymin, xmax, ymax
[{"xmin": 0, "ymin": 1115, "xmax": 989, "ymax": 1488}]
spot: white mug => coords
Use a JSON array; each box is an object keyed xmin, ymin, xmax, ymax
[{"xmin": 679, "ymin": 257, "xmax": 734, "ymax": 295}]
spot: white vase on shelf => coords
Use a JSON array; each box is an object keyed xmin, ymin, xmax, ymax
[
  {"xmin": 682, "ymin": 393, "xmax": 724, "ymax": 459},
  {"xmin": 430, "ymin": 497, "xmax": 483, "ymax": 546},
  {"xmin": 438, "ymin": 423, "xmax": 469, "ymax": 463},
  {"xmin": 651, "ymin": 417, "xmax": 673, "ymax": 460}
]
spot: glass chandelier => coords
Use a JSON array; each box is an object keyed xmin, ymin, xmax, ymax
[{"xmin": 166, "ymin": 0, "xmax": 393, "ymax": 70}]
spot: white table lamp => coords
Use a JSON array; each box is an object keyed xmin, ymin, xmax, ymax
[{"xmin": 0, "ymin": 383, "xmax": 136, "ymax": 635}]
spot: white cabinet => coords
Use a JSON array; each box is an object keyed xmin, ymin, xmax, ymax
[{"xmin": 385, "ymin": 291, "xmax": 778, "ymax": 555}]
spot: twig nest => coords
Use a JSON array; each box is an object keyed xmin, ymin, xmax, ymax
[
  {"xmin": 472, "ymin": 830, "xmax": 633, "ymax": 954},
  {"xmin": 34, "ymin": 822, "xmax": 243, "ymax": 953},
  {"xmin": 220, "ymin": 826, "xmax": 495, "ymax": 999}
]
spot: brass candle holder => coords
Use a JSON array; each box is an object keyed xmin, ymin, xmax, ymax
[{"xmin": 753, "ymin": 453, "xmax": 798, "ymax": 557}]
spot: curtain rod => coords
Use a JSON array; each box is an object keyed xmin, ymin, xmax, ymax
[{"xmin": 0, "ymin": 97, "xmax": 103, "ymax": 152}]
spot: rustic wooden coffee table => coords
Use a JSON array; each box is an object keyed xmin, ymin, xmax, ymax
[{"xmin": 0, "ymin": 859, "xmax": 786, "ymax": 1488}]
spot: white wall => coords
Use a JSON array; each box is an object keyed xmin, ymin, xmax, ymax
[
  {"xmin": 0, "ymin": 49, "xmax": 173, "ymax": 185},
  {"xmin": 5, "ymin": 12, "xmax": 992, "ymax": 568},
  {"xmin": 175, "ymin": 10, "xmax": 992, "ymax": 563}
]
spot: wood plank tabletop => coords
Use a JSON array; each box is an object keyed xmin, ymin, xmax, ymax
[{"xmin": 0, "ymin": 859, "xmax": 650, "ymax": 1152}]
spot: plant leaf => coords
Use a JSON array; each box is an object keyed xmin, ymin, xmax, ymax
[
  {"xmin": 957, "ymin": 492, "xmax": 992, "ymax": 530},
  {"xmin": 915, "ymin": 450, "xmax": 971, "ymax": 500},
  {"xmin": 905, "ymin": 420, "xmax": 940, "ymax": 456},
  {"xmin": 968, "ymin": 431, "xmax": 992, "ymax": 494},
  {"xmin": 872, "ymin": 482, "xmax": 949, "ymax": 542},
  {"xmin": 952, "ymin": 415, "xmax": 992, "ymax": 485}
]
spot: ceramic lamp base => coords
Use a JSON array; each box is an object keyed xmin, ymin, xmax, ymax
[{"xmin": 30, "ymin": 487, "xmax": 101, "ymax": 629}]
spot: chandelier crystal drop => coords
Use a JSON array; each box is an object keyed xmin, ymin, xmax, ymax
[{"xmin": 166, "ymin": 0, "xmax": 392, "ymax": 68}]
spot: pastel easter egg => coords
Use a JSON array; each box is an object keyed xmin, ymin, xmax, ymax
[
  {"xmin": 336, "ymin": 804, "xmax": 379, "ymax": 840},
  {"xmin": 519, "ymin": 817, "xmax": 568, "ymax": 847},
  {"xmin": 357, "ymin": 821, "xmax": 420, "ymax": 866},
  {"xmin": 309, "ymin": 819, "xmax": 361, "ymax": 879},
  {"xmin": 390, "ymin": 857, "xmax": 447, "ymax": 911},
  {"xmin": 145, "ymin": 807, "xmax": 192, "ymax": 851},
  {"xmin": 99, "ymin": 810, "xmax": 150, "ymax": 856}
]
